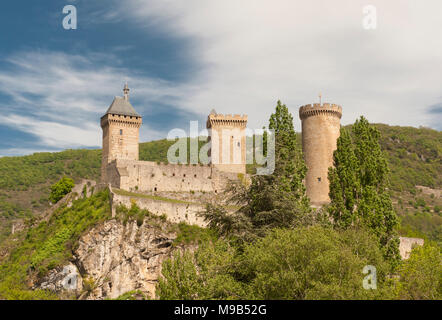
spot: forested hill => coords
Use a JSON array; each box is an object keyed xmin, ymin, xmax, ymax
[{"xmin": 0, "ymin": 124, "xmax": 440, "ymax": 243}]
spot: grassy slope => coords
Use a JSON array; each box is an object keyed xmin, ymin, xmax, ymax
[
  {"xmin": 0, "ymin": 190, "xmax": 111, "ymax": 299},
  {"xmin": 0, "ymin": 125, "xmax": 440, "ymax": 243},
  {"xmin": 0, "ymin": 190, "xmax": 213, "ymax": 299}
]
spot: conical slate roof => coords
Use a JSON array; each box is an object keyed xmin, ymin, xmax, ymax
[{"xmin": 105, "ymin": 96, "xmax": 141, "ymax": 117}]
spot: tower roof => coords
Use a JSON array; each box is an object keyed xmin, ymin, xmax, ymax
[
  {"xmin": 104, "ymin": 84, "xmax": 141, "ymax": 117},
  {"xmin": 105, "ymin": 97, "xmax": 141, "ymax": 117}
]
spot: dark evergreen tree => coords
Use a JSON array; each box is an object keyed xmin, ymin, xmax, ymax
[{"xmin": 328, "ymin": 116, "xmax": 401, "ymax": 266}]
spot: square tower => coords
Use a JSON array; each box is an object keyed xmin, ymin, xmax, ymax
[
  {"xmin": 206, "ymin": 110, "xmax": 248, "ymax": 174},
  {"xmin": 101, "ymin": 84, "xmax": 142, "ymax": 182}
]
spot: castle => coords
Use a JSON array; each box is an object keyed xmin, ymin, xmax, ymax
[
  {"xmin": 100, "ymin": 86, "xmax": 424, "ymax": 259},
  {"xmin": 101, "ymin": 84, "xmax": 247, "ymax": 195},
  {"xmin": 101, "ymin": 84, "xmax": 342, "ymax": 205}
]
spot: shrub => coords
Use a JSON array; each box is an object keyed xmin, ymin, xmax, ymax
[
  {"xmin": 49, "ymin": 177, "xmax": 75, "ymax": 204},
  {"xmin": 396, "ymin": 243, "xmax": 442, "ymax": 299}
]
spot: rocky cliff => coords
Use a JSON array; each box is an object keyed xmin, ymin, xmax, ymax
[{"xmin": 37, "ymin": 218, "xmax": 180, "ymax": 300}]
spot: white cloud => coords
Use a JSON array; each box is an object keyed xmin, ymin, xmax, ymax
[
  {"xmin": 119, "ymin": 0, "xmax": 442, "ymax": 130},
  {"xmin": 0, "ymin": 114, "xmax": 100, "ymax": 149},
  {"xmin": 1, "ymin": 1, "xmax": 441, "ymax": 156},
  {"xmin": 0, "ymin": 50, "xmax": 189, "ymax": 152}
]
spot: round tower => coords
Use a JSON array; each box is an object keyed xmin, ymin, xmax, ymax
[{"xmin": 299, "ymin": 102, "xmax": 342, "ymax": 206}]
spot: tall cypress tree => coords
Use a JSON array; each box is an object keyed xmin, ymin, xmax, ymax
[
  {"xmin": 328, "ymin": 116, "xmax": 400, "ymax": 266},
  {"xmin": 328, "ymin": 128, "xmax": 359, "ymax": 228},
  {"xmin": 242, "ymin": 101, "xmax": 311, "ymax": 231}
]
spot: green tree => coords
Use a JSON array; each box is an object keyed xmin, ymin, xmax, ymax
[
  {"xmin": 396, "ymin": 243, "xmax": 442, "ymax": 300},
  {"xmin": 156, "ymin": 226, "xmax": 395, "ymax": 300},
  {"xmin": 328, "ymin": 116, "xmax": 401, "ymax": 266},
  {"xmin": 157, "ymin": 240, "xmax": 245, "ymax": 299},
  {"xmin": 49, "ymin": 177, "xmax": 75, "ymax": 204},
  {"xmin": 248, "ymin": 100, "xmax": 310, "ymax": 220},
  {"xmin": 243, "ymin": 226, "xmax": 394, "ymax": 299}
]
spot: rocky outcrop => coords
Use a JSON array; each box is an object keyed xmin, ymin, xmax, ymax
[
  {"xmin": 37, "ymin": 263, "xmax": 83, "ymax": 295},
  {"xmin": 35, "ymin": 218, "xmax": 178, "ymax": 300},
  {"xmin": 74, "ymin": 219, "xmax": 177, "ymax": 300},
  {"xmin": 399, "ymin": 236, "xmax": 424, "ymax": 260}
]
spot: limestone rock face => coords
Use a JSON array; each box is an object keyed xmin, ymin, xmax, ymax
[
  {"xmin": 37, "ymin": 263, "xmax": 83, "ymax": 295},
  {"xmin": 74, "ymin": 219, "xmax": 176, "ymax": 300}
]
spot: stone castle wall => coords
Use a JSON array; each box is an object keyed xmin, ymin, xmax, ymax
[
  {"xmin": 299, "ymin": 103, "xmax": 342, "ymax": 206},
  {"xmin": 106, "ymin": 159, "xmax": 239, "ymax": 193},
  {"xmin": 110, "ymin": 189, "xmax": 207, "ymax": 227}
]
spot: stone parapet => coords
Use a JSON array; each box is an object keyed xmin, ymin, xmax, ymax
[{"xmin": 299, "ymin": 103, "xmax": 342, "ymax": 120}]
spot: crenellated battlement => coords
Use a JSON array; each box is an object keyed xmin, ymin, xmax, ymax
[
  {"xmin": 299, "ymin": 103, "xmax": 342, "ymax": 120},
  {"xmin": 101, "ymin": 113, "xmax": 142, "ymax": 128},
  {"xmin": 207, "ymin": 113, "xmax": 248, "ymax": 128}
]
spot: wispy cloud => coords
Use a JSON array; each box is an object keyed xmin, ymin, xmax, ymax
[
  {"xmin": 0, "ymin": 114, "xmax": 100, "ymax": 149},
  {"xmin": 426, "ymin": 102, "xmax": 442, "ymax": 130},
  {"xmin": 115, "ymin": 0, "xmax": 442, "ymax": 131},
  {"xmin": 0, "ymin": 50, "xmax": 193, "ymax": 154}
]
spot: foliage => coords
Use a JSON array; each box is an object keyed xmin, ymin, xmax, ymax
[
  {"xmin": 328, "ymin": 117, "xmax": 401, "ymax": 266},
  {"xmin": 370, "ymin": 124, "xmax": 441, "ymax": 192},
  {"xmin": 396, "ymin": 242, "xmax": 442, "ymax": 299},
  {"xmin": 157, "ymin": 240, "xmax": 245, "ymax": 300},
  {"xmin": 243, "ymin": 226, "xmax": 394, "ymax": 299},
  {"xmin": 112, "ymin": 290, "xmax": 148, "ymax": 300},
  {"xmin": 0, "ymin": 198, "xmax": 31, "ymax": 220},
  {"xmin": 139, "ymin": 138, "xmax": 208, "ymax": 164},
  {"xmin": 398, "ymin": 212, "xmax": 442, "ymax": 247},
  {"xmin": 173, "ymin": 223, "xmax": 218, "ymax": 246},
  {"xmin": 0, "ymin": 149, "xmax": 100, "ymax": 191},
  {"xmin": 0, "ymin": 190, "xmax": 111, "ymax": 299},
  {"xmin": 49, "ymin": 177, "xmax": 75, "ymax": 204},
  {"xmin": 157, "ymin": 226, "xmax": 396, "ymax": 300},
  {"xmin": 115, "ymin": 200, "xmax": 152, "ymax": 226}
]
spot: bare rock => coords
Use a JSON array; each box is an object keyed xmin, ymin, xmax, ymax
[
  {"xmin": 37, "ymin": 263, "xmax": 83, "ymax": 295},
  {"xmin": 74, "ymin": 219, "xmax": 176, "ymax": 300}
]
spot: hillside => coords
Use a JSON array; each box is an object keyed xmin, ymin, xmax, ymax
[{"xmin": 0, "ymin": 124, "xmax": 440, "ymax": 245}]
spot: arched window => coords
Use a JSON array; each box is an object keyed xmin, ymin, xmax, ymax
[{"xmin": 120, "ymin": 129, "xmax": 123, "ymax": 135}]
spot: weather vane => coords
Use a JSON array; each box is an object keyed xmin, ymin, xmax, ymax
[{"xmin": 319, "ymin": 92, "xmax": 322, "ymax": 105}]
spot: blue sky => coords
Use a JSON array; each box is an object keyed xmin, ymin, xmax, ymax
[{"xmin": 0, "ymin": 0, "xmax": 441, "ymax": 156}]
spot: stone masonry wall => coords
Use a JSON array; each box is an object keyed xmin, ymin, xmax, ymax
[
  {"xmin": 110, "ymin": 190, "xmax": 207, "ymax": 227},
  {"xmin": 106, "ymin": 160, "xmax": 239, "ymax": 194}
]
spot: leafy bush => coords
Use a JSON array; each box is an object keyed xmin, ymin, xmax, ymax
[
  {"xmin": 157, "ymin": 226, "xmax": 396, "ymax": 300},
  {"xmin": 49, "ymin": 177, "xmax": 75, "ymax": 204},
  {"xmin": 396, "ymin": 243, "xmax": 442, "ymax": 299}
]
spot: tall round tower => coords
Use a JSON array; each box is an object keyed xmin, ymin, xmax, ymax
[{"xmin": 299, "ymin": 102, "xmax": 342, "ymax": 206}]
